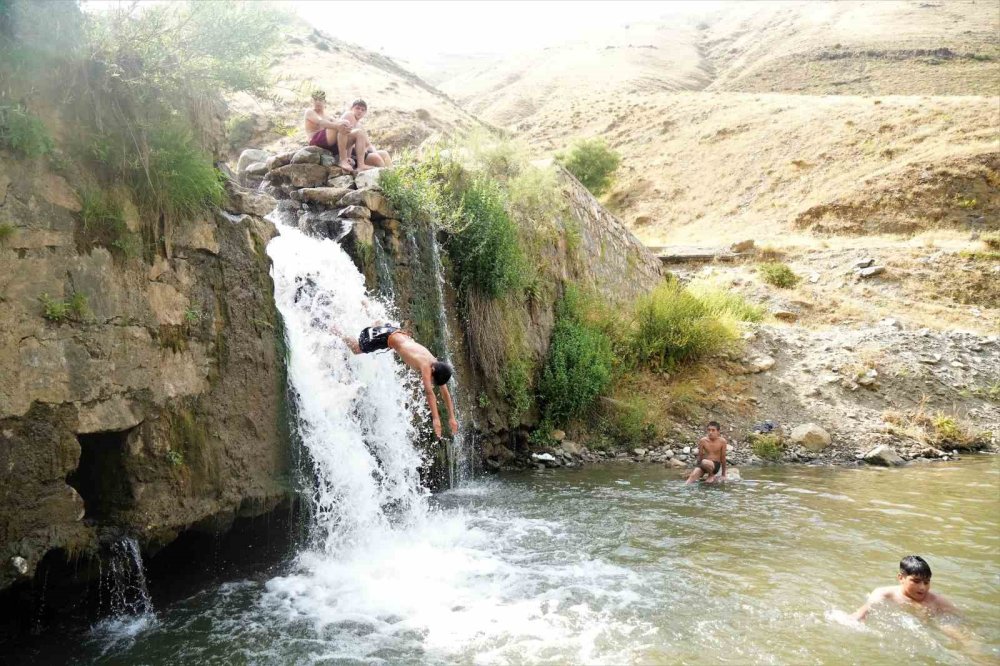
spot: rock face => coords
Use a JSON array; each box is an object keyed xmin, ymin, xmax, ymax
[
  {"xmin": 863, "ymin": 444, "xmax": 906, "ymax": 466},
  {"xmin": 0, "ymin": 159, "xmax": 292, "ymax": 594},
  {"xmin": 790, "ymin": 423, "xmax": 832, "ymax": 451}
]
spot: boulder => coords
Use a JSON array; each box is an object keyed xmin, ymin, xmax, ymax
[
  {"xmin": 339, "ymin": 205, "xmax": 371, "ymax": 220},
  {"xmin": 790, "ymin": 423, "xmax": 832, "ymax": 451},
  {"xmin": 354, "ymin": 167, "xmax": 384, "ymax": 190},
  {"xmin": 237, "ymin": 149, "xmax": 271, "ymax": 177},
  {"xmin": 560, "ymin": 440, "xmax": 583, "ymax": 456},
  {"xmin": 265, "ymin": 151, "xmax": 295, "ymax": 171},
  {"xmin": 226, "ymin": 189, "xmax": 277, "ymax": 217},
  {"xmin": 244, "ymin": 161, "xmax": 269, "ymax": 177},
  {"xmin": 747, "ymin": 355, "xmax": 776, "ymax": 373},
  {"xmin": 337, "ymin": 188, "xmax": 396, "ymax": 219},
  {"xmin": 863, "ymin": 444, "xmax": 905, "ymax": 467},
  {"xmin": 772, "ymin": 309, "xmax": 798, "ymax": 322},
  {"xmin": 291, "ymin": 146, "xmax": 327, "ymax": 165},
  {"xmin": 328, "ymin": 174, "xmax": 355, "ymax": 189},
  {"xmin": 730, "ymin": 239, "xmax": 755, "ymax": 253},
  {"xmin": 856, "ymin": 266, "xmax": 886, "ymax": 279},
  {"xmin": 298, "ymin": 186, "xmax": 351, "ymax": 206},
  {"xmin": 269, "ymin": 164, "xmax": 329, "ymax": 188},
  {"xmin": 299, "ymin": 210, "xmax": 345, "ymax": 239},
  {"xmin": 633, "ymin": 448, "xmax": 647, "ymax": 457}
]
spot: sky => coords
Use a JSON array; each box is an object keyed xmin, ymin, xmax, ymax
[{"xmin": 291, "ymin": 1, "xmax": 723, "ymax": 58}]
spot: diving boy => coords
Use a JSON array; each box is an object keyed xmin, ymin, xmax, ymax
[
  {"xmin": 336, "ymin": 322, "xmax": 458, "ymax": 438},
  {"xmin": 850, "ymin": 555, "xmax": 959, "ymax": 621},
  {"xmin": 685, "ymin": 421, "xmax": 727, "ymax": 484}
]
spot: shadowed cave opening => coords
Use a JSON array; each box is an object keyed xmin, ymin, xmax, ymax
[{"xmin": 66, "ymin": 429, "xmax": 135, "ymax": 522}]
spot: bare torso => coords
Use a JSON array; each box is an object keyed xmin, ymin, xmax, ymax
[
  {"xmin": 304, "ymin": 108, "xmax": 324, "ymax": 134},
  {"xmin": 699, "ymin": 435, "xmax": 727, "ymax": 462},
  {"xmin": 387, "ymin": 332, "xmax": 435, "ymax": 374},
  {"xmin": 873, "ymin": 585, "xmax": 957, "ymax": 617}
]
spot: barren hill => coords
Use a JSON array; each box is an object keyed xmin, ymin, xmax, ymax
[
  {"xmin": 426, "ymin": 0, "xmax": 998, "ymax": 246},
  {"xmin": 225, "ymin": 24, "xmax": 485, "ymax": 159}
]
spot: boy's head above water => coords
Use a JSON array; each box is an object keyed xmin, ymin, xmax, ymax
[{"xmin": 898, "ymin": 555, "xmax": 932, "ymax": 601}]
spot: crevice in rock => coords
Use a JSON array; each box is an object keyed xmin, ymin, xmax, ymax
[{"xmin": 66, "ymin": 429, "xmax": 136, "ymax": 522}]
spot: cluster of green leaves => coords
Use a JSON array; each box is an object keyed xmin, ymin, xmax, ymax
[
  {"xmin": 625, "ymin": 280, "xmax": 741, "ymax": 371},
  {"xmin": 597, "ymin": 396, "xmax": 659, "ymax": 449},
  {"xmin": 39, "ymin": 292, "xmax": 89, "ymax": 323},
  {"xmin": 538, "ymin": 287, "xmax": 615, "ymax": 427},
  {"xmin": 750, "ymin": 433, "xmax": 784, "ymax": 461},
  {"xmin": 499, "ymin": 354, "xmax": 534, "ymax": 428},
  {"xmin": 556, "ymin": 138, "xmax": 621, "ymax": 196},
  {"xmin": 79, "ymin": 189, "xmax": 140, "ymax": 259},
  {"xmin": 0, "ymin": 105, "xmax": 52, "ymax": 157},
  {"xmin": 0, "ymin": 223, "xmax": 14, "ymax": 245},
  {"xmin": 758, "ymin": 262, "xmax": 801, "ymax": 288},
  {"xmin": 449, "ymin": 177, "xmax": 526, "ymax": 298}
]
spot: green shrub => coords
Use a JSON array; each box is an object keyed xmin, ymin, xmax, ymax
[
  {"xmin": 39, "ymin": 292, "xmax": 88, "ymax": 322},
  {"xmin": 538, "ymin": 287, "xmax": 614, "ymax": 426},
  {"xmin": 931, "ymin": 414, "xmax": 964, "ymax": 444},
  {"xmin": 379, "ymin": 159, "xmax": 444, "ymax": 226},
  {"xmin": 688, "ymin": 282, "xmax": 766, "ymax": 323},
  {"xmin": 626, "ymin": 280, "xmax": 737, "ymax": 371},
  {"xmin": 556, "ymin": 138, "xmax": 621, "ymax": 196},
  {"xmin": 0, "ymin": 105, "xmax": 53, "ymax": 157},
  {"xmin": 448, "ymin": 176, "xmax": 525, "ymax": 298},
  {"xmin": 758, "ymin": 262, "xmax": 800, "ymax": 288},
  {"xmin": 78, "ymin": 189, "xmax": 140, "ymax": 257},
  {"xmin": 0, "ymin": 223, "xmax": 14, "ymax": 245},
  {"xmin": 127, "ymin": 125, "xmax": 224, "ymax": 222},
  {"xmin": 166, "ymin": 449, "xmax": 184, "ymax": 466},
  {"xmin": 600, "ymin": 396, "xmax": 659, "ymax": 447},
  {"xmin": 499, "ymin": 354, "xmax": 535, "ymax": 427},
  {"xmin": 750, "ymin": 433, "xmax": 784, "ymax": 461}
]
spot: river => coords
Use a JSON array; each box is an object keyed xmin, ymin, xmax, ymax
[{"xmin": 62, "ymin": 456, "xmax": 998, "ymax": 665}]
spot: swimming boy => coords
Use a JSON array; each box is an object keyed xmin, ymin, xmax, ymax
[
  {"xmin": 685, "ymin": 421, "xmax": 727, "ymax": 484},
  {"xmin": 850, "ymin": 555, "xmax": 959, "ymax": 622},
  {"xmin": 336, "ymin": 322, "xmax": 457, "ymax": 438}
]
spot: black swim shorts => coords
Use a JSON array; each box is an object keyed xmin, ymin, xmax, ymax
[
  {"xmin": 358, "ymin": 324, "xmax": 400, "ymax": 354},
  {"xmin": 703, "ymin": 460, "xmax": 721, "ymax": 475}
]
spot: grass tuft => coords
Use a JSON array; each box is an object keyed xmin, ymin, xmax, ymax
[
  {"xmin": 0, "ymin": 105, "xmax": 53, "ymax": 158},
  {"xmin": 758, "ymin": 262, "xmax": 801, "ymax": 288}
]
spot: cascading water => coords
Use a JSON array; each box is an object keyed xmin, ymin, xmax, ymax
[{"xmin": 101, "ymin": 537, "xmax": 154, "ymax": 618}]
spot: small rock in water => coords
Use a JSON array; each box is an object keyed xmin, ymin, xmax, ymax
[{"xmin": 863, "ymin": 444, "xmax": 905, "ymax": 467}]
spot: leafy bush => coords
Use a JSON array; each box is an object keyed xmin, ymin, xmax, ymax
[
  {"xmin": 750, "ymin": 433, "xmax": 784, "ymax": 461},
  {"xmin": 126, "ymin": 125, "xmax": 225, "ymax": 223},
  {"xmin": 0, "ymin": 105, "xmax": 53, "ymax": 157},
  {"xmin": 499, "ymin": 354, "xmax": 535, "ymax": 427},
  {"xmin": 556, "ymin": 138, "xmax": 621, "ymax": 196},
  {"xmin": 0, "ymin": 223, "xmax": 14, "ymax": 245},
  {"xmin": 758, "ymin": 262, "xmax": 800, "ymax": 288},
  {"xmin": 448, "ymin": 176, "xmax": 525, "ymax": 298},
  {"xmin": 39, "ymin": 292, "xmax": 88, "ymax": 322},
  {"xmin": 688, "ymin": 282, "xmax": 766, "ymax": 323},
  {"xmin": 379, "ymin": 159, "xmax": 444, "ymax": 226},
  {"xmin": 538, "ymin": 287, "xmax": 614, "ymax": 426},
  {"xmin": 626, "ymin": 281, "xmax": 738, "ymax": 371}
]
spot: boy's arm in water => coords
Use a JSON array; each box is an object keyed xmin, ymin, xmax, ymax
[
  {"xmin": 422, "ymin": 368, "xmax": 443, "ymax": 438},
  {"xmin": 330, "ymin": 324, "xmax": 361, "ymax": 354},
  {"xmin": 851, "ymin": 587, "xmax": 891, "ymax": 621},
  {"xmin": 440, "ymin": 384, "xmax": 458, "ymax": 436}
]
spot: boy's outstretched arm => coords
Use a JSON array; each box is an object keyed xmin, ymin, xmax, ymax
[
  {"xmin": 440, "ymin": 384, "xmax": 459, "ymax": 435},
  {"xmin": 422, "ymin": 371, "xmax": 443, "ymax": 438},
  {"xmin": 851, "ymin": 588, "xmax": 888, "ymax": 621},
  {"xmin": 721, "ymin": 441, "xmax": 728, "ymax": 478}
]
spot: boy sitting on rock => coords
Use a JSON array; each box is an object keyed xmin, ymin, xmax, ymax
[
  {"xmin": 685, "ymin": 421, "xmax": 727, "ymax": 484},
  {"xmin": 303, "ymin": 91, "xmax": 390, "ymax": 172}
]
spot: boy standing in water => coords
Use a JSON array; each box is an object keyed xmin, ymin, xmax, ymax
[
  {"xmin": 335, "ymin": 322, "xmax": 458, "ymax": 439},
  {"xmin": 685, "ymin": 421, "xmax": 727, "ymax": 484},
  {"xmin": 851, "ymin": 555, "xmax": 959, "ymax": 621}
]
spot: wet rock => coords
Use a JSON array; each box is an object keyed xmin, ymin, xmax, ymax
[
  {"xmin": 291, "ymin": 146, "xmax": 327, "ymax": 165},
  {"xmin": 10, "ymin": 556, "xmax": 28, "ymax": 576},
  {"xmin": 339, "ymin": 205, "xmax": 371, "ymax": 221},
  {"xmin": 863, "ymin": 444, "xmax": 905, "ymax": 466},
  {"xmin": 265, "ymin": 151, "xmax": 295, "ymax": 171},
  {"xmin": 338, "ymin": 188, "xmax": 396, "ymax": 219},
  {"xmin": 298, "ymin": 186, "xmax": 352, "ymax": 206},
  {"xmin": 244, "ymin": 161, "xmax": 269, "ymax": 177},
  {"xmin": 270, "ymin": 164, "xmax": 329, "ymax": 189},
  {"xmin": 790, "ymin": 423, "xmax": 832, "ymax": 451}
]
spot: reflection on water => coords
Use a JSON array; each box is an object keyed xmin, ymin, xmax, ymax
[{"xmin": 49, "ymin": 458, "xmax": 1000, "ymax": 663}]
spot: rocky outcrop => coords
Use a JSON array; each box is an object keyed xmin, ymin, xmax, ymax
[{"xmin": 0, "ymin": 157, "xmax": 293, "ymax": 595}]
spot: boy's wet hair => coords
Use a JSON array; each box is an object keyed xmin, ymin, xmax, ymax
[
  {"xmin": 900, "ymin": 555, "xmax": 932, "ymax": 579},
  {"xmin": 707, "ymin": 421, "xmax": 721, "ymax": 430},
  {"xmin": 311, "ymin": 89, "xmax": 326, "ymax": 101},
  {"xmin": 431, "ymin": 361, "xmax": 453, "ymax": 386},
  {"xmin": 351, "ymin": 98, "xmax": 368, "ymax": 110}
]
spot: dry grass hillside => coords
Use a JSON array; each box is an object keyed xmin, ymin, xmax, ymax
[
  {"xmin": 224, "ymin": 22, "xmax": 485, "ymax": 160},
  {"xmin": 426, "ymin": 0, "xmax": 998, "ymax": 247}
]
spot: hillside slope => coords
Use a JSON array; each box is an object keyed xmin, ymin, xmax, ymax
[
  {"xmin": 427, "ymin": 0, "xmax": 998, "ymax": 245},
  {"xmin": 225, "ymin": 24, "xmax": 486, "ymax": 159}
]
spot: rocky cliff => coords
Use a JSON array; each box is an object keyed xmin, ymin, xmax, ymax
[{"xmin": 0, "ymin": 155, "xmax": 293, "ymax": 605}]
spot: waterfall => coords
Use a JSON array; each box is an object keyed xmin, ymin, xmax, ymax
[
  {"xmin": 100, "ymin": 537, "xmax": 153, "ymax": 618},
  {"xmin": 266, "ymin": 223, "xmax": 429, "ymax": 552}
]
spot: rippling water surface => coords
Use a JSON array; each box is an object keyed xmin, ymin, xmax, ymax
[{"xmin": 64, "ymin": 456, "xmax": 999, "ymax": 665}]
